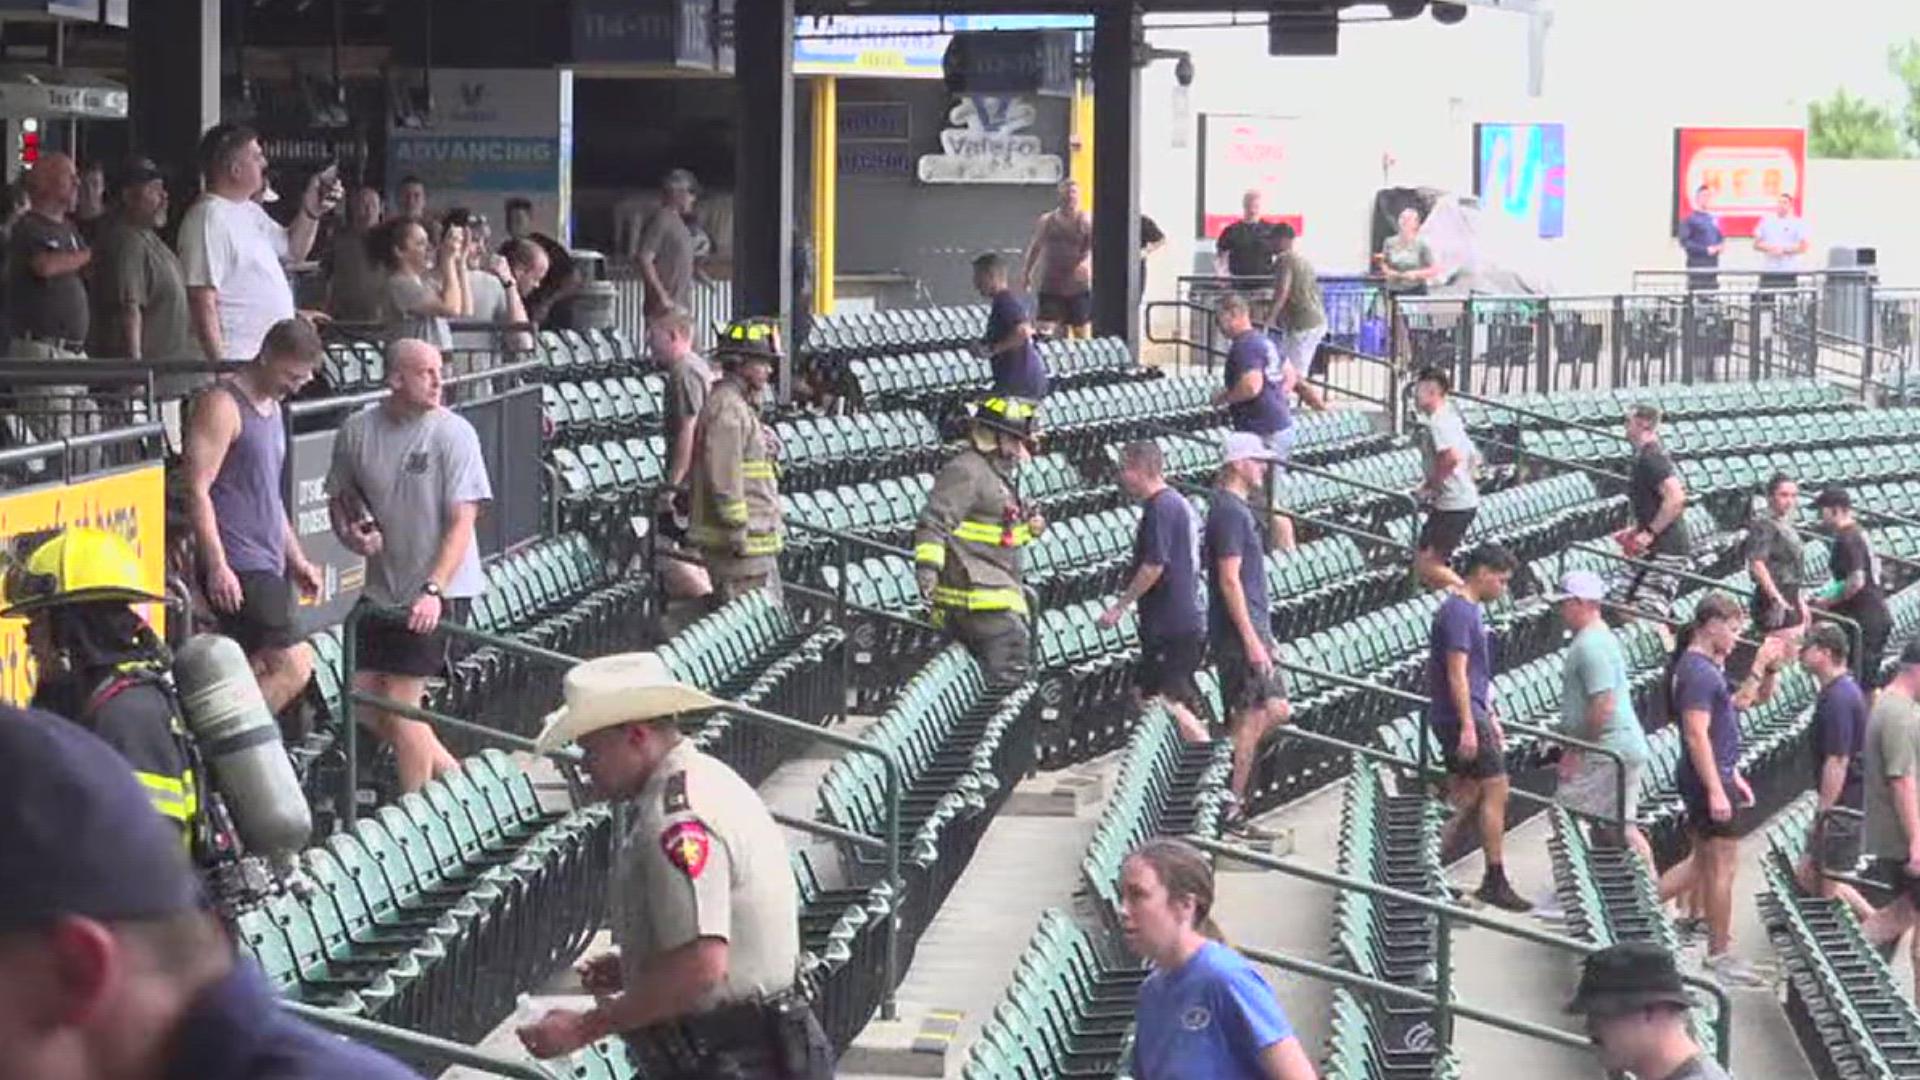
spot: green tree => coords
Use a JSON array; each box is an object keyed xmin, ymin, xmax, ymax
[
  {"xmin": 1808, "ymin": 89, "xmax": 1906, "ymax": 159},
  {"xmin": 1892, "ymin": 39, "xmax": 1920, "ymax": 152}
]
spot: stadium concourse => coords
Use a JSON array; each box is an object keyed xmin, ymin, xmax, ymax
[{"xmin": 23, "ymin": 283, "xmax": 1920, "ymax": 1079}]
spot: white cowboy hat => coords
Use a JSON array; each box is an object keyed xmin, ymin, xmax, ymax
[{"xmin": 534, "ymin": 652, "xmax": 721, "ymax": 753}]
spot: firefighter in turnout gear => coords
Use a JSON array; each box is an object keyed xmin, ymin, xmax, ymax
[
  {"xmin": 2, "ymin": 529, "xmax": 214, "ymax": 859},
  {"xmin": 690, "ymin": 318, "xmax": 786, "ymax": 607},
  {"xmin": 914, "ymin": 397, "xmax": 1045, "ymax": 689}
]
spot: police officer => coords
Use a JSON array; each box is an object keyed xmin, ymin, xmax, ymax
[
  {"xmin": 0, "ymin": 707, "xmax": 419, "ymax": 1079},
  {"xmin": 2, "ymin": 528, "xmax": 210, "ymax": 854},
  {"xmin": 520, "ymin": 652, "xmax": 832, "ymax": 1077},
  {"xmin": 914, "ymin": 396, "xmax": 1045, "ymax": 689},
  {"xmin": 690, "ymin": 318, "xmax": 785, "ymax": 607}
]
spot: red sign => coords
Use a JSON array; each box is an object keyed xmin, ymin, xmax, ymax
[
  {"xmin": 1201, "ymin": 213, "xmax": 1305, "ymax": 240},
  {"xmin": 1198, "ymin": 113, "xmax": 1308, "ymax": 240},
  {"xmin": 1673, "ymin": 127, "xmax": 1806, "ymax": 239}
]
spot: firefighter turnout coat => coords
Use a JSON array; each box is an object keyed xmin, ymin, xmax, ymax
[
  {"xmin": 689, "ymin": 374, "xmax": 783, "ymax": 575},
  {"xmin": 914, "ymin": 445, "xmax": 1033, "ymax": 616}
]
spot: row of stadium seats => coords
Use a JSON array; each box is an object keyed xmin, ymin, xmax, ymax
[
  {"xmin": 845, "ymin": 336, "xmax": 1143, "ymax": 411},
  {"xmin": 1526, "ymin": 407, "xmax": 1920, "ymax": 466},
  {"xmin": 805, "ymin": 304, "xmax": 989, "ymax": 365},
  {"xmin": 773, "ymin": 410, "xmax": 944, "ymax": 491},
  {"xmin": 1760, "ymin": 798, "xmax": 1920, "ymax": 1079},
  {"xmin": 1456, "ymin": 377, "xmax": 1853, "ymax": 430},
  {"xmin": 549, "ymin": 437, "xmax": 666, "ymax": 534},
  {"xmin": 317, "ymin": 327, "xmax": 644, "ymax": 396},
  {"xmin": 816, "ymin": 646, "xmax": 1038, "ymax": 967},
  {"xmin": 1682, "ymin": 442, "xmax": 1920, "ymax": 501},
  {"xmin": 1329, "ymin": 761, "xmax": 1455, "ymax": 1079},
  {"xmin": 237, "ymin": 751, "xmax": 605, "ymax": 1044},
  {"xmin": 541, "ymin": 374, "xmax": 666, "ymax": 443},
  {"xmin": 962, "ymin": 704, "xmax": 1229, "ymax": 1079}
]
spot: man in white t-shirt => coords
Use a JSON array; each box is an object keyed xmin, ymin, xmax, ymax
[
  {"xmin": 178, "ymin": 124, "xmax": 340, "ymax": 360},
  {"xmin": 1753, "ymin": 193, "xmax": 1810, "ymax": 292}
]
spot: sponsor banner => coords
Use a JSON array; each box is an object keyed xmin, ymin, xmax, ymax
[
  {"xmin": 1673, "ymin": 127, "xmax": 1805, "ymax": 239},
  {"xmin": 794, "ymin": 14, "xmax": 1089, "ymax": 78},
  {"xmin": 387, "ymin": 136, "xmax": 561, "ymax": 192},
  {"xmin": 1474, "ymin": 122, "xmax": 1567, "ymax": 239},
  {"xmin": 838, "ymin": 101, "xmax": 910, "ymax": 142},
  {"xmin": 387, "ymin": 68, "xmax": 570, "ymax": 239},
  {"xmin": 917, "ymin": 95, "xmax": 1063, "ymax": 185},
  {"xmin": 0, "ymin": 464, "xmax": 164, "ymax": 706},
  {"xmin": 1197, "ymin": 113, "xmax": 1308, "ymax": 239}
]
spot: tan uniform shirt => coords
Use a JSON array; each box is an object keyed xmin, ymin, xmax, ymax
[{"xmin": 613, "ymin": 740, "xmax": 800, "ymax": 1012}]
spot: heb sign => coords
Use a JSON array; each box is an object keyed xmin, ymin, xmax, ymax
[{"xmin": 1673, "ymin": 127, "xmax": 1805, "ymax": 239}]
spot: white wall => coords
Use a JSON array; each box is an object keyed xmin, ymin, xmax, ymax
[{"xmin": 1134, "ymin": 1, "xmax": 1920, "ymax": 301}]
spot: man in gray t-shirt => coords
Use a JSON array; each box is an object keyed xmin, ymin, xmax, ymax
[
  {"xmin": 1410, "ymin": 367, "xmax": 1480, "ymax": 591},
  {"xmin": 326, "ymin": 338, "xmax": 492, "ymax": 793},
  {"xmin": 650, "ymin": 308, "xmax": 715, "ymax": 608},
  {"xmin": 636, "ymin": 169, "xmax": 698, "ymax": 317}
]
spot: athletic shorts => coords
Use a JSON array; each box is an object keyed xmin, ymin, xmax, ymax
[
  {"xmin": 1262, "ymin": 427, "xmax": 1298, "ymax": 513},
  {"xmin": 354, "ymin": 598, "xmax": 471, "ymax": 679},
  {"xmin": 1437, "ymin": 714, "xmax": 1506, "ymax": 780},
  {"xmin": 1608, "ymin": 551, "xmax": 1687, "ymax": 622},
  {"xmin": 1682, "ymin": 796, "xmax": 1742, "ymax": 840},
  {"xmin": 1037, "ymin": 291, "xmax": 1092, "ymax": 327},
  {"xmin": 1868, "ymin": 857, "xmax": 1920, "ymax": 905},
  {"xmin": 1279, "ymin": 325, "xmax": 1327, "ymax": 377},
  {"xmin": 1214, "ymin": 636, "xmax": 1287, "ymax": 719},
  {"xmin": 1417, "ymin": 508, "xmax": 1476, "ymax": 560},
  {"xmin": 1809, "ymin": 809, "xmax": 1863, "ymax": 875},
  {"xmin": 1134, "ymin": 634, "xmax": 1205, "ymax": 713},
  {"xmin": 214, "ymin": 570, "xmax": 298, "ymax": 654},
  {"xmin": 1559, "ymin": 756, "xmax": 1643, "ymax": 826}
]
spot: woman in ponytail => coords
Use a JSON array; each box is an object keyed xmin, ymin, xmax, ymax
[
  {"xmin": 1656, "ymin": 591, "xmax": 1786, "ymax": 990},
  {"xmin": 1119, "ymin": 839, "xmax": 1317, "ymax": 1079}
]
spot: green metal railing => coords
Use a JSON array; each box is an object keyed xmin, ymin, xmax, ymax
[
  {"xmin": 283, "ymin": 1002, "xmax": 561, "ymax": 1079},
  {"xmin": 1185, "ymin": 836, "xmax": 1734, "ymax": 1065},
  {"xmin": 337, "ymin": 604, "xmax": 909, "ymax": 1020}
]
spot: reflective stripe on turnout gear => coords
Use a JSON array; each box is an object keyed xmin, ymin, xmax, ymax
[
  {"xmin": 931, "ymin": 585, "xmax": 1028, "ymax": 613},
  {"xmin": 951, "ymin": 520, "xmax": 1033, "ymax": 547},
  {"xmin": 914, "ymin": 542, "xmax": 946, "ymax": 568}
]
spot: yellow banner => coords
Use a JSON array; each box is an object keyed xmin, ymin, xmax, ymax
[{"xmin": 0, "ymin": 464, "xmax": 167, "ymax": 706}]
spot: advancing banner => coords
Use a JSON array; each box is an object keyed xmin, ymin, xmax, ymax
[
  {"xmin": 0, "ymin": 464, "xmax": 165, "ymax": 706},
  {"xmin": 1673, "ymin": 127, "xmax": 1805, "ymax": 239},
  {"xmin": 1474, "ymin": 122, "xmax": 1566, "ymax": 239}
]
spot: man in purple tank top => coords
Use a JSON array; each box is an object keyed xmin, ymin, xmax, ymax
[{"xmin": 182, "ymin": 317, "xmax": 324, "ymax": 715}]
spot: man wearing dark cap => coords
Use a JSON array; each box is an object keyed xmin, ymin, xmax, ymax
[
  {"xmin": 1566, "ymin": 942, "xmax": 1729, "ymax": 1079},
  {"xmin": 0, "ymin": 705, "xmax": 419, "ymax": 1079},
  {"xmin": 1812, "ymin": 486, "xmax": 1893, "ymax": 685},
  {"xmin": 89, "ymin": 157, "xmax": 192, "ymax": 364}
]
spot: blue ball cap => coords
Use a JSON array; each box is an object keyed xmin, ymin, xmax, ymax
[{"xmin": 0, "ymin": 705, "xmax": 202, "ymax": 934}]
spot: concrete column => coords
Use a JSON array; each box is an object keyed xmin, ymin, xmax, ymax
[
  {"xmin": 809, "ymin": 75, "xmax": 836, "ymax": 316},
  {"xmin": 732, "ymin": 0, "xmax": 794, "ymax": 350},
  {"xmin": 129, "ymin": 0, "xmax": 219, "ymax": 183},
  {"xmin": 1090, "ymin": 11, "xmax": 1139, "ymax": 349}
]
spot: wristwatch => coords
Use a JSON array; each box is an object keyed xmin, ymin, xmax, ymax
[{"xmin": 420, "ymin": 581, "xmax": 443, "ymax": 598}]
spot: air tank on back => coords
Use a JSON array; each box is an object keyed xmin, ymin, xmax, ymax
[{"xmin": 172, "ymin": 633, "xmax": 312, "ymax": 869}]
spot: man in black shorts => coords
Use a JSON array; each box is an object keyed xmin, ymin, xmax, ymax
[
  {"xmin": 1205, "ymin": 434, "xmax": 1292, "ymax": 832},
  {"xmin": 1101, "ymin": 441, "xmax": 1208, "ymax": 742},
  {"xmin": 327, "ymin": 339, "xmax": 492, "ymax": 793},
  {"xmin": 1611, "ymin": 404, "xmax": 1691, "ymax": 626},
  {"xmin": 1861, "ymin": 642, "xmax": 1920, "ymax": 997},
  {"xmin": 181, "ymin": 318, "xmax": 324, "ymax": 718},
  {"xmin": 1409, "ymin": 367, "xmax": 1479, "ymax": 591},
  {"xmin": 1425, "ymin": 543, "xmax": 1529, "ymax": 911}
]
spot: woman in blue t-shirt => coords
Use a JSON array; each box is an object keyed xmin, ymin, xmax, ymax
[
  {"xmin": 1120, "ymin": 839, "xmax": 1318, "ymax": 1080},
  {"xmin": 1655, "ymin": 591, "xmax": 1783, "ymax": 989}
]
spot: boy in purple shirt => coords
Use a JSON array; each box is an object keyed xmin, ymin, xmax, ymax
[
  {"xmin": 1209, "ymin": 292, "xmax": 1298, "ymax": 552},
  {"xmin": 1425, "ymin": 542, "xmax": 1529, "ymax": 911},
  {"xmin": 1101, "ymin": 441, "xmax": 1209, "ymax": 743},
  {"xmin": 971, "ymin": 252, "xmax": 1049, "ymax": 399}
]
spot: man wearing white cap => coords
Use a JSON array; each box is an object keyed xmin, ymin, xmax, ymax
[
  {"xmin": 1556, "ymin": 570, "xmax": 1653, "ymax": 874},
  {"xmin": 517, "ymin": 653, "xmax": 831, "ymax": 1077},
  {"xmin": 1207, "ymin": 432, "xmax": 1292, "ymax": 832}
]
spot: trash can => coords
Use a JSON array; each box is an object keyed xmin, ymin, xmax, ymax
[{"xmin": 1822, "ymin": 246, "xmax": 1877, "ymax": 342}]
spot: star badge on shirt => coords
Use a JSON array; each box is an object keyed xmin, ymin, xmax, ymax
[{"xmin": 660, "ymin": 820, "xmax": 711, "ymax": 879}]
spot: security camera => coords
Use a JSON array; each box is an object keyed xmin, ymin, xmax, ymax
[
  {"xmin": 1386, "ymin": 0, "xmax": 1426, "ymax": 17},
  {"xmin": 1174, "ymin": 55, "xmax": 1195, "ymax": 87}
]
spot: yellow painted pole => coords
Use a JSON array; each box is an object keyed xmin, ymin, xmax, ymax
[
  {"xmin": 1070, "ymin": 77, "xmax": 1095, "ymax": 206},
  {"xmin": 811, "ymin": 75, "xmax": 837, "ymax": 316}
]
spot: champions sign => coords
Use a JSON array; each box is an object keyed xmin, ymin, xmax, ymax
[
  {"xmin": 0, "ymin": 464, "xmax": 166, "ymax": 706},
  {"xmin": 1673, "ymin": 127, "xmax": 1805, "ymax": 239}
]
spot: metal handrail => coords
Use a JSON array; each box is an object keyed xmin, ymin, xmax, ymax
[
  {"xmin": 1186, "ymin": 836, "xmax": 1734, "ymax": 1064},
  {"xmin": 1146, "ymin": 297, "xmax": 1394, "ymax": 409},
  {"xmin": 1164, "ymin": 477, "xmax": 1417, "ymax": 562},
  {"xmin": 337, "ymin": 604, "xmax": 909, "ymax": 1021},
  {"xmin": 282, "ymin": 1001, "xmax": 561, "ymax": 1078},
  {"xmin": 286, "ymin": 357, "xmax": 545, "ymax": 419}
]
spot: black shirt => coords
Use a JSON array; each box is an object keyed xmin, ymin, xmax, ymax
[
  {"xmin": 1811, "ymin": 674, "xmax": 1867, "ymax": 809},
  {"xmin": 1215, "ymin": 220, "xmax": 1274, "ymax": 279},
  {"xmin": 1630, "ymin": 442, "xmax": 1689, "ymax": 557},
  {"xmin": 1829, "ymin": 525, "xmax": 1888, "ymax": 620},
  {"xmin": 8, "ymin": 210, "xmax": 90, "ymax": 342},
  {"xmin": 503, "ymin": 232, "xmax": 576, "ymax": 328},
  {"xmin": 165, "ymin": 961, "xmax": 421, "ymax": 1079}
]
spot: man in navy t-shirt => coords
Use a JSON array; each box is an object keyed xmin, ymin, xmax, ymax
[
  {"xmin": 1424, "ymin": 542, "xmax": 1529, "ymax": 911},
  {"xmin": 1102, "ymin": 441, "xmax": 1208, "ymax": 742},
  {"xmin": 1206, "ymin": 432, "xmax": 1291, "ymax": 833},
  {"xmin": 971, "ymin": 252, "xmax": 1049, "ymax": 399},
  {"xmin": 1209, "ymin": 292, "xmax": 1297, "ymax": 552},
  {"xmin": 1796, "ymin": 625, "xmax": 1875, "ymax": 916}
]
